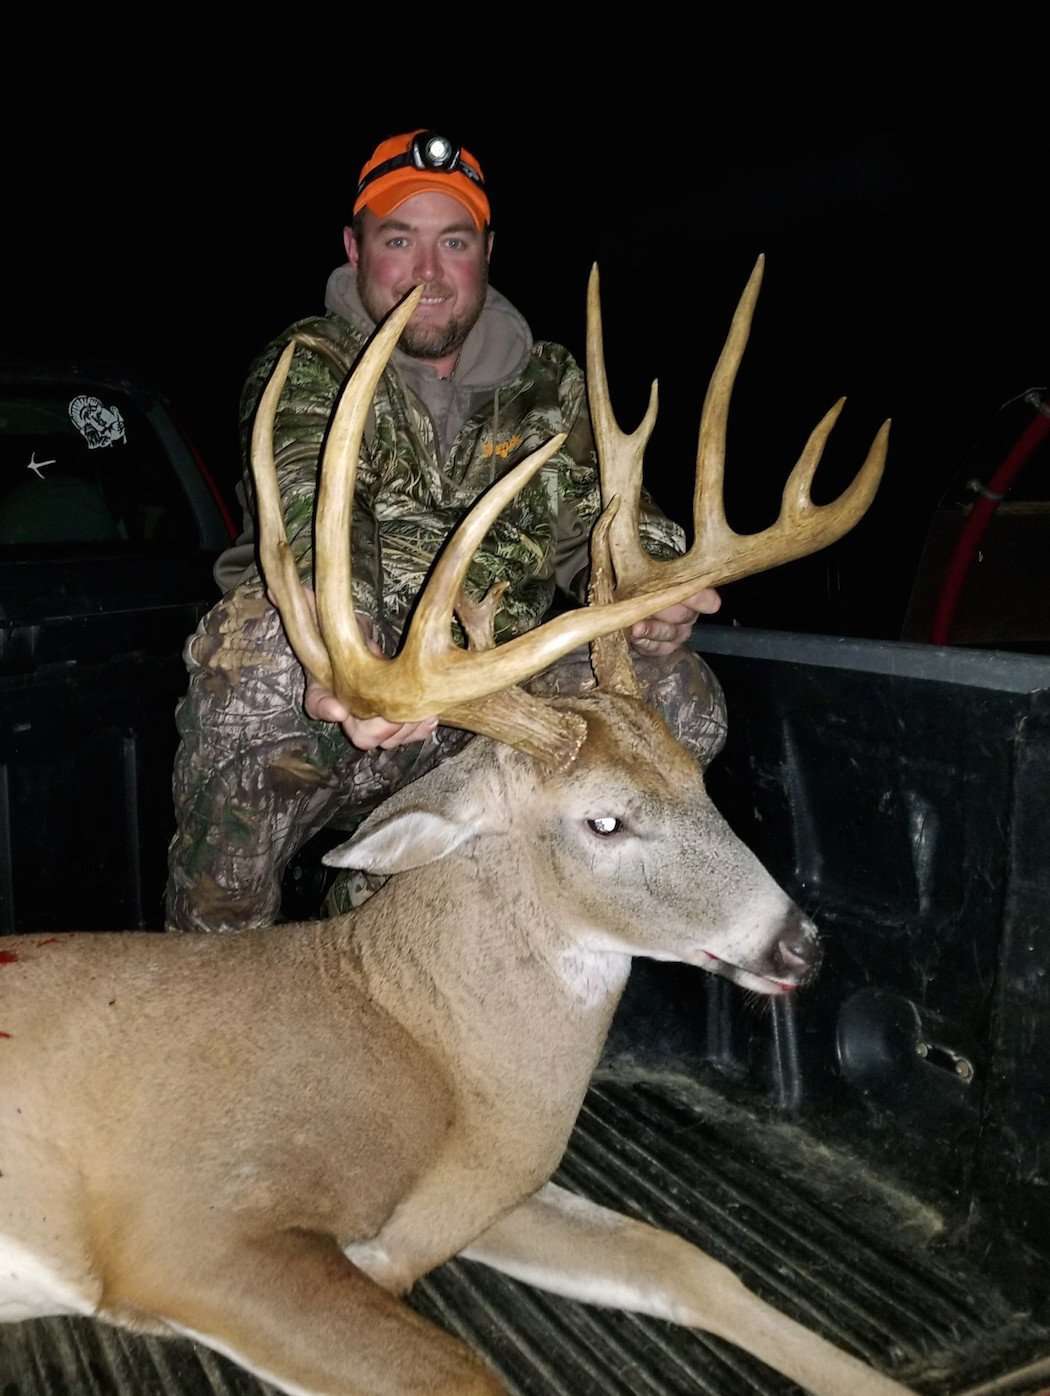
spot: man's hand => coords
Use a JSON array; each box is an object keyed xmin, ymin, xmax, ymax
[
  {"xmin": 286, "ymin": 587, "xmax": 439, "ymax": 751},
  {"xmin": 629, "ymin": 588, "xmax": 721, "ymax": 656},
  {"xmin": 305, "ymin": 680, "xmax": 438, "ymax": 751}
]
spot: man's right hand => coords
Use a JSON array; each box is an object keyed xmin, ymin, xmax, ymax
[
  {"xmin": 290, "ymin": 588, "xmax": 439, "ymax": 751},
  {"xmin": 304, "ymin": 681, "xmax": 438, "ymax": 751}
]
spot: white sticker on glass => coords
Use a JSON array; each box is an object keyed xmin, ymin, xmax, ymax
[
  {"xmin": 69, "ymin": 396, "xmax": 126, "ymax": 450},
  {"xmin": 27, "ymin": 451, "xmax": 55, "ymax": 479}
]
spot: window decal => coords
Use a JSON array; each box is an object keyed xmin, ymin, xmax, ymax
[
  {"xmin": 26, "ymin": 451, "xmax": 55, "ymax": 479},
  {"xmin": 69, "ymin": 395, "xmax": 127, "ymax": 450}
]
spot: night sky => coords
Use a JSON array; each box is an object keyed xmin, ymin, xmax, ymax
[{"xmin": 7, "ymin": 77, "xmax": 1045, "ymax": 639}]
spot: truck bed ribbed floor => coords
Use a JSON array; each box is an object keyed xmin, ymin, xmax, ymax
[{"xmin": 4, "ymin": 1074, "xmax": 1047, "ymax": 1395}]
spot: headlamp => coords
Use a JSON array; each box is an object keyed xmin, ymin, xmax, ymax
[
  {"xmin": 356, "ymin": 131, "xmax": 486, "ymax": 201},
  {"xmin": 413, "ymin": 133, "xmax": 458, "ymax": 172}
]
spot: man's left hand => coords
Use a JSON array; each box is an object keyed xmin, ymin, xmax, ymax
[{"xmin": 629, "ymin": 588, "xmax": 721, "ymax": 656}]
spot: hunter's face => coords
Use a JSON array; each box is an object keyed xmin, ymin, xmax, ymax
[{"xmin": 347, "ymin": 192, "xmax": 493, "ymax": 376}]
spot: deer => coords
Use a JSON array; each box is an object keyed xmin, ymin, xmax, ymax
[{"xmin": 0, "ymin": 258, "xmax": 909, "ymax": 1396}]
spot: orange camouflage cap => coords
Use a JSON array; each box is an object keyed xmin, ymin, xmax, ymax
[{"xmin": 353, "ymin": 130, "xmax": 491, "ymax": 231}]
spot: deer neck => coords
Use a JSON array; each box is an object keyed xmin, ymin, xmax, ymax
[{"xmin": 328, "ymin": 849, "xmax": 631, "ymax": 1119}]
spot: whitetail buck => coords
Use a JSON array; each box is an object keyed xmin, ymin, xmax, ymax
[{"xmin": 0, "ymin": 261, "xmax": 908, "ymax": 1395}]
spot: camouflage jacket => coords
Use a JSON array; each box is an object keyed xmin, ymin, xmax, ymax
[{"xmin": 220, "ymin": 269, "xmax": 685, "ymax": 647}]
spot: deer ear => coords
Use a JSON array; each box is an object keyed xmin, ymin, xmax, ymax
[{"xmin": 323, "ymin": 807, "xmax": 477, "ymax": 874}]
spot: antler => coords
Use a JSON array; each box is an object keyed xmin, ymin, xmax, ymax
[
  {"xmin": 252, "ymin": 292, "xmax": 588, "ymax": 766},
  {"xmin": 587, "ymin": 255, "xmax": 890, "ymax": 601},
  {"xmin": 252, "ymin": 266, "xmax": 888, "ymax": 764}
]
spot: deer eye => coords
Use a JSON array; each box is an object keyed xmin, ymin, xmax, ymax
[{"xmin": 587, "ymin": 817, "xmax": 623, "ymax": 837}]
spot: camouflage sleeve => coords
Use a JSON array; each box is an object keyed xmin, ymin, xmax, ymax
[
  {"xmin": 544, "ymin": 345, "xmax": 686, "ymax": 602},
  {"xmin": 237, "ymin": 323, "xmax": 382, "ymax": 623}
]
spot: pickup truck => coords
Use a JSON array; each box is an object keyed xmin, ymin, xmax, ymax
[{"xmin": 4, "ymin": 619, "xmax": 1048, "ymax": 1395}]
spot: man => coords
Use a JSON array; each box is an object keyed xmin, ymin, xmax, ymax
[{"xmin": 166, "ymin": 130, "xmax": 725, "ymax": 933}]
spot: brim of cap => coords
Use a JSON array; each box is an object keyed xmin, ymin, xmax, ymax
[{"xmin": 354, "ymin": 171, "xmax": 490, "ymax": 230}]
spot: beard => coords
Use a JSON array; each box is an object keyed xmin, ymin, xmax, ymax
[
  {"xmin": 358, "ymin": 270, "xmax": 488, "ymax": 363},
  {"xmin": 399, "ymin": 313, "xmax": 476, "ymax": 360}
]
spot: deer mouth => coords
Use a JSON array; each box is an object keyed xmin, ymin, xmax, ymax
[{"xmin": 698, "ymin": 950, "xmax": 798, "ymax": 996}]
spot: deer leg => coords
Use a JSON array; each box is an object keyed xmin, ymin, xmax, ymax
[
  {"xmin": 128, "ymin": 1226, "xmax": 504, "ymax": 1396},
  {"xmin": 462, "ymin": 1182, "xmax": 915, "ymax": 1396}
]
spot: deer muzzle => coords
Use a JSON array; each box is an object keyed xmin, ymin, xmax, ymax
[{"xmin": 770, "ymin": 911, "xmax": 823, "ymax": 987}]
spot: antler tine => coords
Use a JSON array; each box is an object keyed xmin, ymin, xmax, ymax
[
  {"xmin": 401, "ymin": 432, "xmax": 567, "ymax": 671},
  {"xmin": 586, "ymin": 264, "xmax": 659, "ymax": 562},
  {"xmin": 315, "ymin": 286, "xmax": 424, "ymax": 698},
  {"xmin": 455, "ymin": 581, "xmax": 510, "ymax": 652},
  {"xmin": 251, "ymin": 341, "xmax": 334, "ymax": 690},
  {"xmin": 689, "ymin": 254, "xmax": 765, "ymax": 557},
  {"xmin": 779, "ymin": 398, "xmax": 846, "ymax": 524},
  {"xmin": 587, "ymin": 498, "xmax": 643, "ymax": 699}
]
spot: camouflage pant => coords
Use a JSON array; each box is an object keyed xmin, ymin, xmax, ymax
[{"xmin": 165, "ymin": 589, "xmax": 727, "ymax": 933}]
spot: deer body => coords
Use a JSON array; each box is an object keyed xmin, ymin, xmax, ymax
[
  {"xmin": 0, "ymin": 695, "xmax": 912, "ymax": 1395},
  {"xmin": 1, "ymin": 696, "xmax": 795, "ymax": 1284}
]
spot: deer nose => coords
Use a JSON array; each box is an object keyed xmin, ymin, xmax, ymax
[{"xmin": 773, "ymin": 913, "xmax": 822, "ymax": 982}]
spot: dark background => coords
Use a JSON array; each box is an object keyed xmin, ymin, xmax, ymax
[{"xmin": 6, "ymin": 71, "xmax": 1045, "ymax": 639}]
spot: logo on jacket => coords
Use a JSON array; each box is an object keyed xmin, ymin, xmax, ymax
[{"xmin": 481, "ymin": 433, "xmax": 524, "ymax": 462}]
